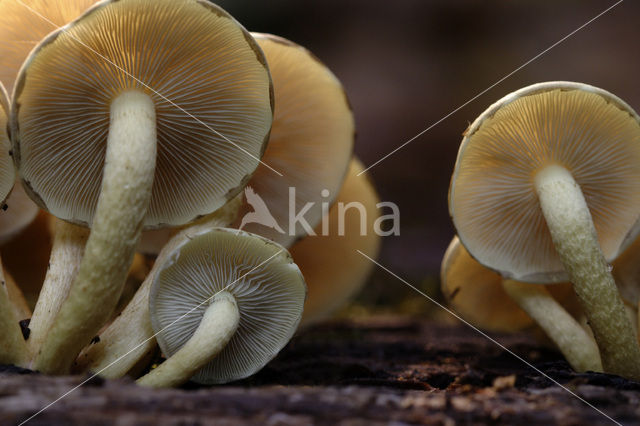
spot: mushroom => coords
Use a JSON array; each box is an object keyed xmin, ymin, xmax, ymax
[
  {"xmin": 75, "ymin": 199, "xmax": 243, "ymax": 378},
  {"xmin": 12, "ymin": 0, "xmax": 273, "ymax": 373},
  {"xmin": 0, "ymin": 81, "xmax": 27, "ymax": 364},
  {"xmin": 135, "ymin": 227, "xmax": 306, "ymax": 387},
  {"xmin": 441, "ymin": 236, "xmax": 602, "ymax": 372},
  {"xmin": 293, "ymin": 158, "xmax": 382, "ymax": 328},
  {"xmin": 138, "ymin": 33, "xmax": 354, "ymax": 254},
  {"xmin": 449, "ymin": 81, "xmax": 640, "ymax": 378}
]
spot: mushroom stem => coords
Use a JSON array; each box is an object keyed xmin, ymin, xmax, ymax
[
  {"xmin": 26, "ymin": 220, "xmax": 88, "ymax": 363},
  {"xmin": 0, "ymin": 258, "xmax": 28, "ymax": 365},
  {"xmin": 137, "ymin": 291, "xmax": 240, "ymax": 388},
  {"xmin": 534, "ymin": 164, "xmax": 640, "ymax": 379},
  {"xmin": 75, "ymin": 271, "xmax": 155, "ymax": 377},
  {"xmin": 34, "ymin": 90, "xmax": 157, "ymax": 374},
  {"xmin": 501, "ymin": 279, "xmax": 602, "ymax": 372}
]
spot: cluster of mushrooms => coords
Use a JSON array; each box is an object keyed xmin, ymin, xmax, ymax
[
  {"xmin": 0, "ymin": 0, "xmax": 381, "ymax": 387},
  {"xmin": 443, "ymin": 82, "xmax": 640, "ymax": 381}
]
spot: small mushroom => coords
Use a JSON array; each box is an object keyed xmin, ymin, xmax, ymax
[
  {"xmin": 449, "ymin": 82, "xmax": 640, "ymax": 379},
  {"xmin": 75, "ymin": 201, "xmax": 244, "ymax": 378},
  {"xmin": 136, "ymin": 227, "xmax": 305, "ymax": 387},
  {"xmin": 0, "ymin": 81, "xmax": 27, "ymax": 364},
  {"xmin": 293, "ymin": 158, "xmax": 381, "ymax": 328},
  {"xmin": 441, "ymin": 236, "xmax": 601, "ymax": 372},
  {"xmin": 13, "ymin": 0, "xmax": 273, "ymax": 373}
]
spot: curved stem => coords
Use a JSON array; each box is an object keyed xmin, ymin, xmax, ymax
[
  {"xmin": 26, "ymin": 219, "xmax": 88, "ymax": 364},
  {"xmin": 137, "ymin": 291, "xmax": 240, "ymax": 388},
  {"xmin": 534, "ymin": 164, "xmax": 640, "ymax": 379},
  {"xmin": 502, "ymin": 279, "xmax": 602, "ymax": 372},
  {"xmin": 34, "ymin": 91, "xmax": 157, "ymax": 374},
  {"xmin": 0, "ymin": 258, "xmax": 28, "ymax": 365}
]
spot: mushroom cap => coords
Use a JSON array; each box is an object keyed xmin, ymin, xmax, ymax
[
  {"xmin": 0, "ymin": 83, "xmax": 14, "ymax": 204},
  {"xmin": 293, "ymin": 158, "xmax": 381, "ymax": 327},
  {"xmin": 149, "ymin": 227, "xmax": 306, "ymax": 384},
  {"xmin": 441, "ymin": 236, "xmax": 576, "ymax": 333},
  {"xmin": 449, "ymin": 82, "xmax": 640, "ymax": 282},
  {"xmin": 12, "ymin": 0, "xmax": 273, "ymax": 228},
  {"xmin": 232, "ymin": 33, "xmax": 354, "ymax": 247},
  {"xmin": 0, "ymin": 0, "xmax": 99, "ymax": 94}
]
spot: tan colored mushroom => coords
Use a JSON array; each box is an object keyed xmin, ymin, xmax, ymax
[
  {"xmin": 12, "ymin": 0, "xmax": 273, "ymax": 373},
  {"xmin": 137, "ymin": 228, "xmax": 306, "ymax": 387},
  {"xmin": 449, "ymin": 81, "xmax": 640, "ymax": 378},
  {"xmin": 293, "ymin": 158, "xmax": 381, "ymax": 328},
  {"xmin": 442, "ymin": 236, "xmax": 601, "ymax": 372}
]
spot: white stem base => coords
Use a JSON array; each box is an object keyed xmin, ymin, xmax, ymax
[
  {"xmin": 137, "ymin": 291, "xmax": 240, "ymax": 388},
  {"xmin": 34, "ymin": 91, "xmax": 157, "ymax": 374},
  {"xmin": 534, "ymin": 164, "xmax": 640, "ymax": 379},
  {"xmin": 502, "ymin": 279, "xmax": 602, "ymax": 372}
]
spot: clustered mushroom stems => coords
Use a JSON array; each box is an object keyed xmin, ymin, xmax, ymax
[
  {"xmin": 74, "ymin": 200, "xmax": 243, "ymax": 377},
  {"xmin": 34, "ymin": 90, "xmax": 158, "ymax": 373},
  {"xmin": 4, "ymin": 0, "xmax": 640, "ymax": 389},
  {"xmin": 533, "ymin": 163, "xmax": 640, "ymax": 379}
]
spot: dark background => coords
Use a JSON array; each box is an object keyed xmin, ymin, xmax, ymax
[{"xmin": 215, "ymin": 0, "xmax": 640, "ymax": 302}]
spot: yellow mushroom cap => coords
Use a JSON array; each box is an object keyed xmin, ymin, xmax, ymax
[
  {"xmin": 450, "ymin": 82, "xmax": 640, "ymax": 282},
  {"xmin": 0, "ymin": 83, "xmax": 14, "ymax": 204},
  {"xmin": 150, "ymin": 227, "xmax": 306, "ymax": 384},
  {"xmin": 12, "ymin": 0, "xmax": 273, "ymax": 228},
  {"xmin": 232, "ymin": 33, "xmax": 354, "ymax": 247},
  {"xmin": 441, "ymin": 236, "xmax": 575, "ymax": 333},
  {"xmin": 0, "ymin": 0, "xmax": 99, "ymax": 94},
  {"xmin": 293, "ymin": 158, "xmax": 381, "ymax": 328}
]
